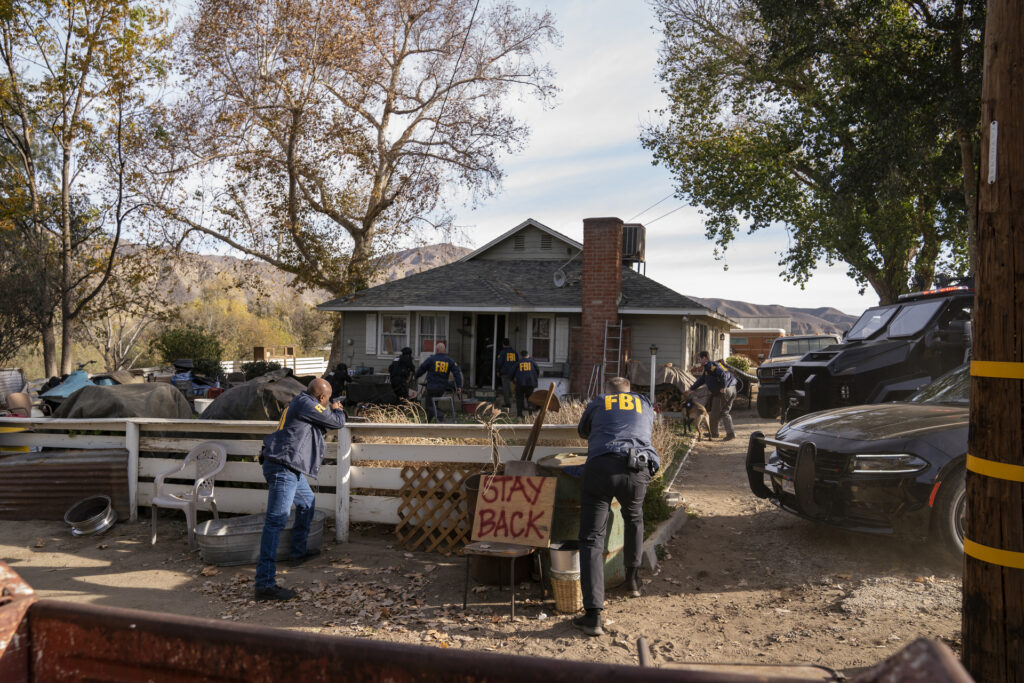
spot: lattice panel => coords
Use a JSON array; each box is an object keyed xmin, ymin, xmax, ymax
[{"xmin": 395, "ymin": 465, "xmax": 479, "ymax": 555}]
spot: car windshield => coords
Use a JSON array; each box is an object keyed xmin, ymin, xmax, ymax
[
  {"xmin": 887, "ymin": 299, "xmax": 946, "ymax": 337},
  {"xmin": 846, "ymin": 305, "xmax": 900, "ymax": 340},
  {"xmin": 770, "ymin": 337, "xmax": 837, "ymax": 357},
  {"xmin": 909, "ymin": 365, "xmax": 970, "ymax": 404}
]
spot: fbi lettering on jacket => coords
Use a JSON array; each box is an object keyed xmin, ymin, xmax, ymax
[{"xmin": 471, "ymin": 475, "xmax": 556, "ymax": 547}]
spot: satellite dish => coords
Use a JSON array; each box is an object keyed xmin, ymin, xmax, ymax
[{"xmin": 553, "ymin": 270, "xmax": 567, "ymax": 288}]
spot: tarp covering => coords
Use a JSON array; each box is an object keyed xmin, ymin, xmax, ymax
[
  {"xmin": 40, "ymin": 370, "xmax": 94, "ymax": 400},
  {"xmin": 200, "ymin": 369, "xmax": 307, "ymax": 421},
  {"xmin": 52, "ymin": 383, "xmax": 193, "ymax": 419},
  {"xmin": 92, "ymin": 370, "xmax": 142, "ymax": 386},
  {"xmin": 624, "ymin": 360, "xmax": 698, "ymax": 394}
]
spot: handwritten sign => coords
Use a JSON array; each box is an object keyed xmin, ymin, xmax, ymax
[{"xmin": 470, "ymin": 475, "xmax": 556, "ymax": 547}]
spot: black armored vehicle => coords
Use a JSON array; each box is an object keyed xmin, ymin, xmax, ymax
[{"xmin": 779, "ymin": 286, "xmax": 972, "ymax": 422}]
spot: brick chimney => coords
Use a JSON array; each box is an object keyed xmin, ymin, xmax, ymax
[{"xmin": 571, "ymin": 217, "xmax": 623, "ymax": 396}]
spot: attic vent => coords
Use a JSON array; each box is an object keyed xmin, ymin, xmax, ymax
[
  {"xmin": 540, "ymin": 233, "xmax": 553, "ymax": 250},
  {"xmin": 514, "ymin": 234, "xmax": 525, "ymax": 251}
]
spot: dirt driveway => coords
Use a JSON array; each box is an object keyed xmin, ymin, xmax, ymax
[{"xmin": 0, "ymin": 404, "xmax": 962, "ymax": 675}]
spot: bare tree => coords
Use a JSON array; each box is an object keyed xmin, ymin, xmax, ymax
[{"xmin": 149, "ymin": 0, "xmax": 559, "ymax": 363}]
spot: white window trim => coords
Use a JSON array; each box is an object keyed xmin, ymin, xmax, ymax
[
  {"xmin": 416, "ymin": 312, "xmax": 449, "ymax": 359},
  {"xmin": 528, "ymin": 314, "xmax": 555, "ymax": 364},
  {"xmin": 377, "ymin": 313, "xmax": 410, "ymax": 358}
]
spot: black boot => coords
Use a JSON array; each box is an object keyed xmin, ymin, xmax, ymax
[
  {"xmin": 571, "ymin": 608, "xmax": 603, "ymax": 636},
  {"xmin": 625, "ymin": 567, "xmax": 641, "ymax": 597}
]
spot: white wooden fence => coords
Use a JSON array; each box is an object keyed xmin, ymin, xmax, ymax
[
  {"xmin": 0, "ymin": 417, "xmax": 582, "ymax": 541},
  {"xmin": 220, "ymin": 357, "xmax": 329, "ymax": 376}
]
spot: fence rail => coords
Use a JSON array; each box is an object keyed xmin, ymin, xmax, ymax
[
  {"xmin": 0, "ymin": 417, "xmax": 583, "ymax": 541},
  {"xmin": 220, "ymin": 357, "xmax": 329, "ymax": 376}
]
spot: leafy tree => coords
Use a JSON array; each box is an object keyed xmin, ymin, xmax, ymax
[
  {"xmin": 0, "ymin": 0, "xmax": 170, "ymax": 374},
  {"xmin": 147, "ymin": 0, "xmax": 559, "ymax": 363},
  {"xmin": 152, "ymin": 326, "xmax": 224, "ymax": 377},
  {"xmin": 643, "ymin": 0, "xmax": 983, "ymax": 304}
]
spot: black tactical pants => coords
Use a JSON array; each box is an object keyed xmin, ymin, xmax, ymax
[{"xmin": 578, "ymin": 454, "xmax": 650, "ymax": 611}]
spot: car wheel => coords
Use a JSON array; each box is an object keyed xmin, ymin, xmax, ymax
[
  {"xmin": 933, "ymin": 468, "xmax": 965, "ymax": 557},
  {"xmin": 756, "ymin": 394, "xmax": 779, "ymax": 419}
]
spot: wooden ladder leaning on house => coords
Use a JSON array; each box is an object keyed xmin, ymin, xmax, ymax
[{"xmin": 602, "ymin": 320, "xmax": 623, "ymax": 386}]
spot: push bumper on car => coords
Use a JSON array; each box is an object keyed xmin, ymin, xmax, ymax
[{"xmin": 745, "ymin": 433, "xmax": 928, "ymax": 536}]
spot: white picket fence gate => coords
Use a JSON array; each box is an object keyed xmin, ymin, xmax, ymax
[
  {"xmin": 220, "ymin": 357, "xmax": 330, "ymax": 376},
  {"xmin": 0, "ymin": 417, "xmax": 582, "ymax": 541}
]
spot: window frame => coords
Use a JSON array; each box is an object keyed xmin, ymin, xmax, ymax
[
  {"xmin": 377, "ymin": 313, "xmax": 410, "ymax": 358},
  {"xmin": 528, "ymin": 314, "xmax": 554, "ymax": 364},
  {"xmin": 417, "ymin": 312, "xmax": 449, "ymax": 356}
]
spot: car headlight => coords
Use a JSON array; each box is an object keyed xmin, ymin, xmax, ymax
[
  {"xmin": 839, "ymin": 384, "xmax": 851, "ymax": 400},
  {"xmin": 852, "ymin": 453, "xmax": 928, "ymax": 474}
]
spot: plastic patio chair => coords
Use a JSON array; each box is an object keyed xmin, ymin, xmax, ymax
[{"xmin": 150, "ymin": 441, "xmax": 227, "ymax": 550}]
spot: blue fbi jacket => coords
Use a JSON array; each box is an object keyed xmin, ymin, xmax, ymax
[
  {"xmin": 578, "ymin": 392, "xmax": 659, "ymax": 469},
  {"xmin": 690, "ymin": 360, "xmax": 737, "ymax": 394},
  {"xmin": 415, "ymin": 353, "xmax": 463, "ymax": 392},
  {"xmin": 514, "ymin": 358, "xmax": 538, "ymax": 387},
  {"xmin": 261, "ymin": 392, "xmax": 346, "ymax": 477},
  {"xmin": 496, "ymin": 346, "xmax": 518, "ymax": 378}
]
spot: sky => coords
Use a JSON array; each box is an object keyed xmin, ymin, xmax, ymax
[{"xmin": 445, "ymin": 0, "xmax": 877, "ymax": 317}]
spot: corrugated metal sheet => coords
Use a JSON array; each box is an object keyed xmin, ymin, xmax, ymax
[
  {"xmin": 0, "ymin": 368, "xmax": 25, "ymax": 406},
  {"xmin": 0, "ymin": 449, "xmax": 129, "ymax": 521}
]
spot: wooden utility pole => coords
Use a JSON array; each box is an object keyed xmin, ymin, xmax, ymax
[{"xmin": 962, "ymin": 0, "xmax": 1024, "ymax": 680}]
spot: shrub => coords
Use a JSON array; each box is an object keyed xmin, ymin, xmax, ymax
[
  {"xmin": 152, "ymin": 326, "xmax": 224, "ymax": 378},
  {"xmin": 726, "ymin": 354, "xmax": 751, "ymax": 373},
  {"xmin": 241, "ymin": 360, "xmax": 283, "ymax": 380}
]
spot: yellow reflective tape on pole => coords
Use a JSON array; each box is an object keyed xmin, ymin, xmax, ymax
[
  {"xmin": 964, "ymin": 538, "xmax": 1024, "ymax": 570},
  {"xmin": 970, "ymin": 360, "xmax": 1024, "ymax": 380},
  {"xmin": 967, "ymin": 454, "xmax": 1024, "ymax": 483}
]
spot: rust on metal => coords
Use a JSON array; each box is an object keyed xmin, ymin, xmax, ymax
[
  {"xmin": 849, "ymin": 638, "xmax": 973, "ymax": 683},
  {"xmin": 0, "ymin": 562, "xmax": 37, "ymax": 683},
  {"xmin": 0, "ymin": 449, "xmax": 129, "ymax": 521}
]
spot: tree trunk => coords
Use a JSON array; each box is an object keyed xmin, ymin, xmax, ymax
[
  {"xmin": 961, "ymin": 0, "xmax": 1024, "ymax": 679},
  {"xmin": 327, "ymin": 314, "xmax": 345, "ymax": 370},
  {"xmin": 41, "ymin": 323, "xmax": 58, "ymax": 378},
  {"xmin": 60, "ymin": 312, "xmax": 74, "ymax": 376},
  {"xmin": 959, "ymin": 127, "xmax": 980, "ymax": 276}
]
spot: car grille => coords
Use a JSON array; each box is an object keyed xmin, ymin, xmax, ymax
[
  {"xmin": 759, "ymin": 366, "xmax": 789, "ymax": 380},
  {"xmin": 777, "ymin": 446, "xmax": 851, "ymax": 476}
]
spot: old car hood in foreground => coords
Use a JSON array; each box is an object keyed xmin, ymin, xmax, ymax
[{"xmin": 781, "ymin": 403, "xmax": 967, "ymax": 441}]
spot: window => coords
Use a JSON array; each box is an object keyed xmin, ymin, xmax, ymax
[
  {"xmin": 888, "ymin": 299, "xmax": 945, "ymax": 337},
  {"xmin": 379, "ymin": 314, "xmax": 408, "ymax": 356},
  {"xmin": 847, "ymin": 305, "xmax": 899, "ymax": 340},
  {"xmin": 731, "ymin": 337, "xmax": 748, "ymax": 346},
  {"xmin": 529, "ymin": 316, "xmax": 553, "ymax": 362},
  {"xmin": 418, "ymin": 313, "xmax": 448, "ymax": 353}
]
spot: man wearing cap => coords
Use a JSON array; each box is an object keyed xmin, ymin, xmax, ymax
[
  {"xmin": 414, "ymin": 341, "xmax": 463, "ymax": 422},
  {"xmin": 388, "ymin": 347, "xmax": 416, "ymax": 402},
  {"xmin": 689, "ymin": 351, "xmax": 737, "ymax": 441},
  {"xmin": 573, "ymin": 376, "xmax": 659, "ymax": 636},
  {"xmin": 254, "ymin": 378, "xmax": 346, "ymax": 601}
]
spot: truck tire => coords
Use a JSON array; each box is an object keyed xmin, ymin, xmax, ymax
[
  {"xmin": 756, "ymin": 394, "xmax": 779, "ymax": 419},
  {"xmin": 933, "ymin": 467, "xmax": 965, "ymax": 557}
]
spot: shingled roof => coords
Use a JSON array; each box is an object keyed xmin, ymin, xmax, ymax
[{"xmin": 318, "ymin": 259, "xmax": 724, "ymax": 318}]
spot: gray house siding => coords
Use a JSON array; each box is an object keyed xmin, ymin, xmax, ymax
[
  {"xmin": 473, "ymin": 226, "xmax": 578, "ymax": 261},
  {"xmin": 621, "ymin": 315, "xmax": 683, "ymax": 366}
]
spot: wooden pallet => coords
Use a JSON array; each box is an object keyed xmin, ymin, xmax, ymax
[{"xmin": 395, "ymin": 464, "xmax": 480, "ymax": 555}]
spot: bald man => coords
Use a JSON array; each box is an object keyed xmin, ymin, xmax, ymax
[{"xmin": 255, "ymin": 378, "xmax": 346, "ymax": 601}]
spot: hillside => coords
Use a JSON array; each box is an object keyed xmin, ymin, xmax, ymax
[{"xmin": 696, "ymin": 297, "xmax": 860, "ymax": 335}]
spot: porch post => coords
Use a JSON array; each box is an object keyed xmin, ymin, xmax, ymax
[
  {"xmin": 335, "ymin": 426, "xmax": 352, "ymax": 542},
  {"xmin": 125, "ymin": 420, "xmax": 140, "ymax": 522}
]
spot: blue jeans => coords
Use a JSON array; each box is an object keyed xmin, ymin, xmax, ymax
[{"xmin": 255, "ymin": 460, "xmax": 315, "ymax": 590}]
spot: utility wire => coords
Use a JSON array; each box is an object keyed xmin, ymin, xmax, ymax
[
  {"xmin": 628, "ymin": 193, "xmax": 673, "ymax": 222},
  {"xmin": 646, "ymin": 204, "xmax": 686, "ymax": 225}
]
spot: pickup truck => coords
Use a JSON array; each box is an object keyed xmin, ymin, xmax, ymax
[{"xmin": 755, "ymin": 335, "xmax": 841, "ymax": 418}]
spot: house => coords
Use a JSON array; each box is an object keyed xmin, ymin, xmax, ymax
[{"xmin": 317, "ymin": 217, "xmax": 735, "ymax": 396}]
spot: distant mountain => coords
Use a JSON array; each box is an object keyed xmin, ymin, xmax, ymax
[
  {"xmin": 695, "ymin": 297, "xmax": 860, "ymax": 335},
  {"xmin": 165, "ymin": 243, "xmax": 471, "ymax": 306}
]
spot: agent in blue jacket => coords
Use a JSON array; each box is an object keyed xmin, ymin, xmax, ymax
[
  {"xmin": 255, "ymin": 378, "xmax": 346, "ymax": 601},
  {"xmin": 495, "ymin": 339, "xmax": 517, "ymax": 412},
  {"xmin": 573, "ymin": 376, "xmax": 659, "ymax": 636},
  {"xmin": 689, "ymin": 350, "xmax": 737, "ymax": 441},
  {"xmin": 513, "ymin": 350, "xmax": 538, "ymax": 418},
  {"xmin": 414, "ymin": 341, "xmax": 463, "ymax": 422}
]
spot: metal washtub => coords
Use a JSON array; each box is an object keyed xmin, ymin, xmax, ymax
[{"xmin": 195, "ymin": 510, "xmax": 327, "ymax": 566}]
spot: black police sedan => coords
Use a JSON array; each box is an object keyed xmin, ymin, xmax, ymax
[{"xmin": 746, "ymin": 364, "xmax": 968, "ymax": 555}]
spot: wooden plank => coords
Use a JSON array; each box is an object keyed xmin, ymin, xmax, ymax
[
  {"xmin": 351, "ymin": 444, "xmax": 584, "ymax": 463},
  {"xmin": 0, "ymin": 433, "xmax": 125, "ymax": 449},
  {"xmin": 336, "ymin": 430, "xmax": 351, "ymax": 542},
  {"xmin": 126, "ymin": 422, "xmax": 140, "ymax": 523},
  {"xmin": 139, "ymin": 458, "xmax": 337, "ymax": 487},
  {"xmin": 351, "ymin": 467, "xmax": 404, "ymax": 491},
  {"xmin": 139, "ymin": 437, "xmax": 263, "ymax": 457},
  {"xmin": 350, "ymin": 495, "xmax": 401, "ymax": 525},
  {"xmin": 137, "ymin": 420, "xmax": 278, "ymax": 434},
  {"xmin": 347, "ymin": 423, "xmax": 579, "ymax": 440},
  {"xmin": 137, "ymin": 482, "xmax": 334, "ymax": 516},
  {"xmin": 0, "ymin": 417, "xmax": 128, "ymax": 431}
]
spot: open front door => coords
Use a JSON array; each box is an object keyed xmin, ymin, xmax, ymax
[{"xmin": 472, "ymin": 314, "xmax": 506, "ymax": 389}]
